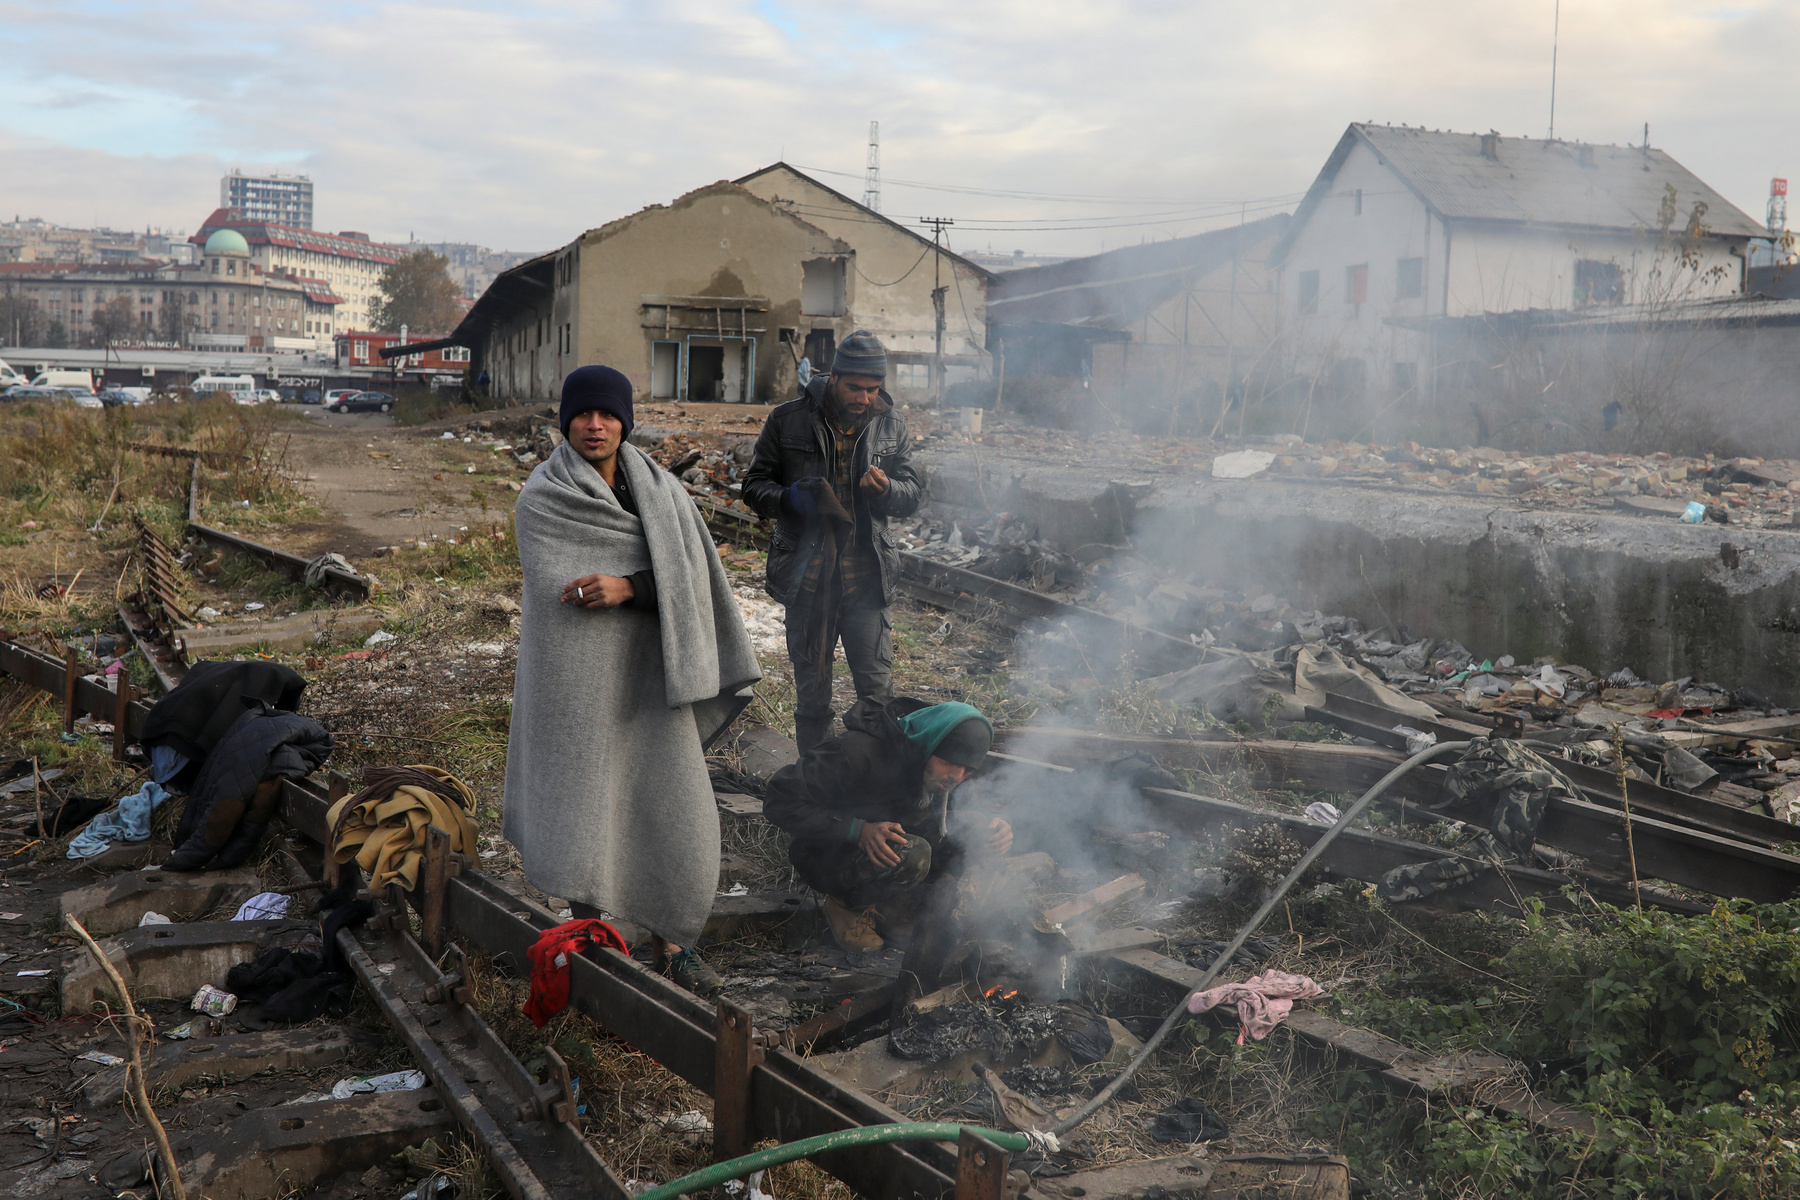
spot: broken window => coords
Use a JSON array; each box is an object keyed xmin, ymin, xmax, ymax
[
  {"xmin": 893, "ymin": 362, "xmax": 929, "ymax": 389},
  {"xmin": 1345, "ymin": 264, "xmax": 1368, "ymax": 306},
  {"xmin": 1393, "ymin": 361, "xmax": 1417, "ymax": 393},
  {"xmin": 1396, "ymin": 257, "xmax": 1423, "ymax": 300},
  {"xmin": 1574, "ymin": 259, "xmax": 1623, "ymax": 306},
  {"xmin": 1298, "ymin": 270, "xmax": 1319, "ymax": 315},
  {"xmin": 802, "ymin": 258, "xmax": 847, "ymax": 317}
]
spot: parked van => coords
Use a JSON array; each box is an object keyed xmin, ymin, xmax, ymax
[
  {"xmin": 192, "ymin": 375, "xmax": 256, "ymax": 398},
  {"xmin": 29, "ymin": 369, "xmax": 94, "ymax": 393},
  {"xmin": 0, "ymin": 358, "xmax": 22, "ymax": 388}
]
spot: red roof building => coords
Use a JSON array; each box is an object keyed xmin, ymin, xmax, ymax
[{"xmin": 192, "ymin": 208, "xmax": 400, "ymax": 332}]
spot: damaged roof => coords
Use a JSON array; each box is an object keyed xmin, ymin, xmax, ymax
[
  {"xmin": 1273, "ymin": 124, "xmax": 1766, "ymax": 263},
  {"xmin": 987, "ymin": 214, "xmax": 1288, "ymax": 330}
]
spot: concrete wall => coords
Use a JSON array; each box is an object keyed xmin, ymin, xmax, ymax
[
  {"xmin": 738, "ymin": 165, "xmax": 991, "ymax": 399},
  {"xmin": 1279, "ymin": 139, "xmax": 1747, "ymax": 411},
  {"xmin": 481, "ymin": 184, "xmax": 850, "ymax": 404},
  {"xmin": 1089, "ymin": 234, "xmax": 1283, "ymax": 422},
  {"xmin": 918, "ymin": 443, "xmax": 1800, "ymax": 704}
]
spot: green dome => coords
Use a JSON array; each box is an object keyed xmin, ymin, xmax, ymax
[{"xmin": 204, "ymin": 228, "xmax": 249, "ymax": 255}]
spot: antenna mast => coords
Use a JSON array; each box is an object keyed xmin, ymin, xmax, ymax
[
  {"xmin": 863, "ymin": 121, "xmax": 881, "ymax": 212},
  {"xmin": 1547, "ymin": 0, "xmax": 1560, "ymax": 139}
]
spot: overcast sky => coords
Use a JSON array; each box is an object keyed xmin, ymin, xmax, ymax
[{"xmin": 0, "ymin": 1, "xmax": 1790, "ymax": 258}]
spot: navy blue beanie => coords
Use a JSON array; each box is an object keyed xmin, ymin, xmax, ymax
[{"xmin": 560, "ymin": 365, "xmax": 634, "ymax": 438}]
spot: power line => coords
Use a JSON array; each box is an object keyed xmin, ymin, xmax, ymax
[{"xmin": 794, "ymin": 161, "xmax": 1308, "ymax": 209}]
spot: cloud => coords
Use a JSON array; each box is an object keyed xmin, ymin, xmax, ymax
[{"xmin": 0, "ymin": 0, "xmax": 1792, "ymax": 255}]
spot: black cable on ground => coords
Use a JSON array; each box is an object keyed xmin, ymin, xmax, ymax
[{"xmin": 1048, "ymin": 739, "xmax": 1475, "ymax": 1137}]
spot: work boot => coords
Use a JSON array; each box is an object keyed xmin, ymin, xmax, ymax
[
  {"xmin": 663, "ymin": 948, "xmax": 724, "ymax": 998},
  {"xmin": 823, "ymin": 895, "xmax": 884, "ymax": 953},
  {"xmin": 795, "ymin": 714, "xmax": 834, "ymax": 753}
]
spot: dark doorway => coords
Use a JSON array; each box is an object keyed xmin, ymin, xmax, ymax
[
  {"xmin": 687, "ymin": 345, "xmax": 725, "ymax": 402},
  {"xmin": 803, "ymin": 328, "xmax": 836, "ymax": 375}
]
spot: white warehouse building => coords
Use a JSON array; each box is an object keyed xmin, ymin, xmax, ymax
[{"xmin": 1270, "ymin": 123, "xmax": 1766, "ymax": 404}]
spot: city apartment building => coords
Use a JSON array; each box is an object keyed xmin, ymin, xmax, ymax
[
  {"xmin": 192, "ymin": 208, "xmax": 398, "ymax": 330},
  {"xmin": 220, "ymin": 170, "xmax": 315, "ymax": 229},
  {"xmin": 0, "ymin": 230, "xmax": 341, "ymax": 350}
]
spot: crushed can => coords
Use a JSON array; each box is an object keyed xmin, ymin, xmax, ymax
[{"xmin": 190, "ymin": 984, "xmax": 237, "ymax": 1016}]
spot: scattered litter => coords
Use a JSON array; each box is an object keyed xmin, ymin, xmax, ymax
[
  {"xmin": 330, "ymin": 1069, "xmax": 427, "ymax": 1098},
  {"xmin": 164, "ymin": 1022, "xmax": 196, "ymax": 1040},
  {"xmin": 399, "ymin": 1174, "xmax": 456, "ymax": 1200},
  {"xmin": 0, "ymin": 913, "xmax": 20, "ymax": 921},
  {"xmin": 191, "ymin": 985, "xmax": 238, "ymax": 1016},
  {"xmin": 441, "ymin": 430, "xmax": 456, "ymax": 439},
  {"xmin": 465, "ymin": 464, "xmax": 477, "ymax": 473},
  {"xmin": 1303, "ymin": 801, "xmax": 1342, "ymax": 826},
  {"xmin": 365, "ymin": 630, "xmax": 399, "ymax": 647},
  {"xmin": 76, "ymin": 1050, "xmax": 124, "ymax": 1067},
  {"xmin": 1392, "ymin": 726, "xmax": 1439, "ymax": 756},
  {"xmin": 657, "ymin": 1110, "xmax": 713, "ymax": 1143},
  {"xmin": 137, "ymin": 911, "xmax": 171, "ymax": 927},
  {"xmin": 243, "ymin": 602, "xmax": 265, "ymax": 611},
  {"xmin": 1145, "ymin": 1098, "xmax": 1229, "ymax": 1144},
  {"xmin": 231, "ymin": 892, "xmax": 290, "ymax": 921},
  {"xmin": 16, "ymin": 970, "xmax": 50, "ymax": 977},
  {"xmin": 1211, "ymin": 450, "xmax": 1276, "ymax": 479},
  {"xmin": 718, "ymin": 883, "xmax": 749, "ymax": 898},
  {"xmin": 197, "ymin": 607, "xmax": 221, "ymax": 619},
  {"xmin": 1681, "ymin": 500, "xmax": 1707, "ymax": 523},
  {"xmin": 722, "ymin": 1170, "xmax": 774, "ymax": 1200},
  {"xmin": 0, "ymin": 769, "xmax": 60, "ymax": 796}
]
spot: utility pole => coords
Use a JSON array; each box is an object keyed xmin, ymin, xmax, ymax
[
  {"xmin": 920, "ymin": 217, "xmax": 953, "ymax": 404},
  {"xmin": 863, "ymin": 121, "xmax": 881, "ymax": 213}
]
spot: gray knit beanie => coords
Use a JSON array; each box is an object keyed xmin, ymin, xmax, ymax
[{"xmin": 831, "ymin": 329, "xmax": 886, "ymax": 379}]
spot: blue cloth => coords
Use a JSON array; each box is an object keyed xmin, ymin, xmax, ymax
[
  {"xmin": 149, "ymin": 746, "xmax": 190, "ymax": 787},
  {"xmin": 67, "ymin": 781, "xmax": 169, "ymax": 859}
]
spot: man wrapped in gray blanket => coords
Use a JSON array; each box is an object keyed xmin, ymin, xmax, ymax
[{"xmin": 503, "ymin": 365, "xmax": 760, "ymax": 996}]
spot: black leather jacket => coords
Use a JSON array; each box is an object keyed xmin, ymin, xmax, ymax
[{"xmin": 742, "ymin": 375, "xmax": 921, "ymax": 607}]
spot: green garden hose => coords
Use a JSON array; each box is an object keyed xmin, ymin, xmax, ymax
[{"xmin": 632, "ymin": 1122, "xmax": 1042, "ymax": 1200}]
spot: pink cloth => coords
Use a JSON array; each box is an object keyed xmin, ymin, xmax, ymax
[{"xmin": 1185, "ymin": 969, "xmax": 1324, "ymax": 1044}]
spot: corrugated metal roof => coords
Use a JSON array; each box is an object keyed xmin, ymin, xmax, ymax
[
  {"xmin": 1357, "ymin": 125, "xmax": 1764, "ymax": 235},
  {"xmin": 988, "ymin": 214, "xmax": 1288, "ymax": 329},
  {"xmin": 1274, "ymin": 125, "xmax": 1765, "ymax": 264}
]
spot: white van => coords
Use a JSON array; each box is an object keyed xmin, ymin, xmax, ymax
[
  {"xmin": 192, "ymin": 375, "xmax": 256, "ymax": 399},
  {"xmin": 0, "ymin": 358, "xmax": 22, "ymax": 389},
  {"xmin": 29, "ymin": 369, "xmax": 94, "ymax": 394}
]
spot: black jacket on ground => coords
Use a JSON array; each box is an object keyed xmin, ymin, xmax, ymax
[
  {"xmin": 741, "ymin": 375, "xmax": 921, "ymax": 607},
  {"xmin": 763, "ymin": 696, "xmax": 952, "ymax": 848},
  {"xmin": 140, "ymin": 661, "xmax": 307, "ymax": 787},
  {"xmin": 166, "ymin": 702, "xmax": 334, "ymax": 871}
]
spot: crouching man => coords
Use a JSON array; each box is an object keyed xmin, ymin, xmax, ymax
[{"xmin": 763, "ymin": 697, "xmax": 1011, "ymax": 952}]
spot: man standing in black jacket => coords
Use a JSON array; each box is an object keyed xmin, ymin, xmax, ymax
[{"xmin": 743, "ymin": 330, "xmax": 921, "ymax": 751}]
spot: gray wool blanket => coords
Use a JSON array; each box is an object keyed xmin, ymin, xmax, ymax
[{"xmin": 504, "ymin": 441, "xmax": 761, "ymax": 945}]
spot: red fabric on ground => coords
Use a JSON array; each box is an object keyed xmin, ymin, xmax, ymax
[{"xmin": 523, "ymin": 917, "xmax": 630, "ymax": 1027}]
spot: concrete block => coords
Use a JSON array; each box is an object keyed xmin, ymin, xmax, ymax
[
  {"xmin": 82, "ymin": 1025, "xmax": 379, "ymax": 1108},
  {"xmin": 173, "ymin": 606, "xmax": 386, "ymax": 656},
  {"xmin": 61, "ymin": 918, "xmax": 304, "ymax": 1014},
  {"xmin": 60, "ymin": 865, "xmax": 262, "ymax": 937},
  {"xmin": 179, "ymin": 1087, "xmax": 453, "ymax": 1200}
]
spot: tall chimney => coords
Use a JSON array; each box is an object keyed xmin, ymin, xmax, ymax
[{"xmin": 1480, "ymin": 131, "xmax": 1501, "ymax": 160}]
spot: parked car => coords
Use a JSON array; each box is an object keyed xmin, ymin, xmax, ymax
[
  {"xmin": 95, "ymin": 388, "xmax": 144, "ymax": 407},
  {"xmin": 2, "ymin": 385, "xmax": 60, "ymax": 401},
  {"xmin": 300, "ymin": 388, "xmax": 322, "ymax": 404},
  {"xmin": 323, "ymin": 388, "xmax": 361, "ymax": 407},
  {"xmin": 330, "ymin": 390, "xmax": 395, "ymax": 413}
]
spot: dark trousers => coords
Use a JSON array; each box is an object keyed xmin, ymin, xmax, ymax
[
  {"xmin": 789, "ymin": 833, "xmax": 933, "ymax": 910},
  {"xmin": 787, "ymin": 599, "xmax": 893, "ymax": 751}
]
